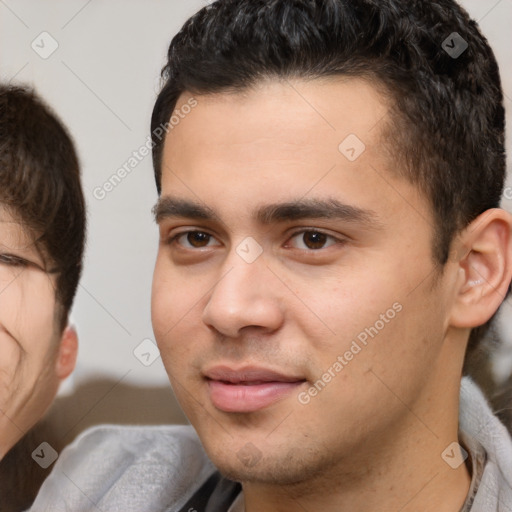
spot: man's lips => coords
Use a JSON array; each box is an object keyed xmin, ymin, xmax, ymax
[{"xmin": 203, "ymin": 366, "xmax": 306, "ymax": 413}]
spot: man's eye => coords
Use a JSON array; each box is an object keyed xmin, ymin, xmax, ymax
[
  {"xmin": 0, "ymin": 253, "xmax": 29, "ymax": 267},
  {"xmin": 174, "ymin": 231, "xmax": 220, "ymax": 249},
  {"xmin": 287, "ymin": 230, "xmax": 339, "ymax": 250}
]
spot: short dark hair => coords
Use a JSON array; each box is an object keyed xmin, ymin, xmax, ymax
[
  {"xmin": 0, "ymin": 85, "xmax": 86, "ymax": 328},
  {"xmin": 151, "ymin": 0, "xmax": 506, "ymax": 360}
]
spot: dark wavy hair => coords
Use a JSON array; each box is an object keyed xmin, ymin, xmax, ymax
[{"xmin": 0, "ymin": 85, "xmax": 86, "ymax": 328}]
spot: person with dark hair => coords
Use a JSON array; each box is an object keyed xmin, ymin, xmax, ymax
[
  {"xmin": 0, "ymin": 83, "xmax": 86, "ymax": 492},
  {"xmin": 31, "ymin": 1, "xmax": 511, "ymax": 511}
]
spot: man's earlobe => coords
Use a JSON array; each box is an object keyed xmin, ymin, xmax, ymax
[
  {"xmin": 55, "ymin": 325, "xmax": 79, "ymax": 380},
  {"xmin": 450, "ymin": 209, "xmax": 512, "ymax": 328}
]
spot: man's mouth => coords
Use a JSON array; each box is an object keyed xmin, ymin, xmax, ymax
[{"xmin": 203, "ymin": 365, "xmax": 307, "ymax": 413}]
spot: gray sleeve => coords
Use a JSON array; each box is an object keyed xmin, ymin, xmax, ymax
[{"xmin": 29, "ymin": 425, "xmax": 215, "ymax": 512}]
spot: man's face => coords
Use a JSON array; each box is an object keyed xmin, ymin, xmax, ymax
[
  {"xmin": 152, "ymin": 78, "xmax": 459, "ymax": 484},
  {"xmin": 0, "ymin": 208, "xmax": 62, "ymax": 457}
]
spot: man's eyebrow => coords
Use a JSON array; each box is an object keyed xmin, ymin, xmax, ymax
[
  {"xmin": 153, "ymin": 197, "xmax": 219, "ymax": 223},
  {"xmin": 153, "ymin": 196, "xmax": 381, "ymax": 228},
  {"xmin": 256, "ymin": 198, "xmax": 380, "ymax": 227}
]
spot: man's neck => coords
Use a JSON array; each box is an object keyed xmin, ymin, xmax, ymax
[
  {"xmin": 241, "ymin": 375, "xmax": 472, "ymax": 512},
  {"xmin": 241, "ymin": 434, "xmax": 471, "ymax": 512}
]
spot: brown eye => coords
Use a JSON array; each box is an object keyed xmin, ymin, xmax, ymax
[
  {"xmin": 187, "ymin": 231, "xmax": 212, "ymax": 248},
  {"xmin": 288, "ymin": 230, "xmax": 337, "ymax": 250},
  {"xmin": 302, "ymin": 232, "xmax": 328, "ymax": 249},
  {"xmin": 172, "ymin": 230, "xmax": 221, "ymax": 249}
]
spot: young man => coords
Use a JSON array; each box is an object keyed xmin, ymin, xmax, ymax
[
  {"xmin": 0, "ymin": 84, "xmax": 86, "ymax": 508},
  {"xmin": 31, "ymin": 1, "xmax": 512, "ymax": 511}
]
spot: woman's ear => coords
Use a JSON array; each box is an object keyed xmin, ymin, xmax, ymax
[
  {"xmin": 449, "ymin": 209, "xmax": 512, "ymax": 329},
  {"xmin": 55, "ymin": 325, "xmax": 78, "ymax": 381}
]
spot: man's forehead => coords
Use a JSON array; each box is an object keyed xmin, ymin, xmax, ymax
[
  {"xmin": 171, "ymin": 76, "xmax": 391, "ymax": 138},
  {"xmin": 158, "ymin": 75, "xmax": 430, "ymax": 228},
  {"xmin": 163, "ymin": 77, "xmax": 393, "ymax": 183}
]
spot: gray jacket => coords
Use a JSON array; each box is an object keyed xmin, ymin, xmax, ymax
[{"xmin": 29, "ymin": 377, "xmax": 512, "ymax": 511}]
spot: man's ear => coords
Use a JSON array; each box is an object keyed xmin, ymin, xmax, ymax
[
  {"xmin": 449, "ymin": 208, "xmax": 512, "ymax": 328},
  {"xmin": 55, "ymin": 325, "xmax": 78, "ymax": 381}
]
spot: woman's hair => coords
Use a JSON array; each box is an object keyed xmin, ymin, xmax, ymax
[{"xmin": 0, "ymin": 84, "xmax": 86, "ymax": 328}]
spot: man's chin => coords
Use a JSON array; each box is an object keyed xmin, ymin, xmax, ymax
[
  {"xmin": 200, "ymin": 436, "xmax": 330, "ymax": 488},
  {"xmin": 212, "ymin": 457, "xmax": 291, "ymax": 486},
  {"xmin": 212, "ymin": 456, "xmax": 333, "ymax": 491}
]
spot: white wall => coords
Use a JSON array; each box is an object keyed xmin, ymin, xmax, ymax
[{"xmin": 0, "ymin": 0, "xmax": 511, "ymax": 395}]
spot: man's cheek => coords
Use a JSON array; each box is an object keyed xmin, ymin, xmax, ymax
[
  {"xmin": 157, "ymin": 323, "xmax": 195, "ymax": 374},
  {"xmin": 153, "ymin": 277, "xmax": 201, "ymax": 328},
  {"xmin": 152, "ymin": 288, "xmax": 179, "ymax": 336}
]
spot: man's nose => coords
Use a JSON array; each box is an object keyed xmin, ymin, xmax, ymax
[{"xmin": 201, "ymin": 251, "xmax": 284, "ymax": 339}]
